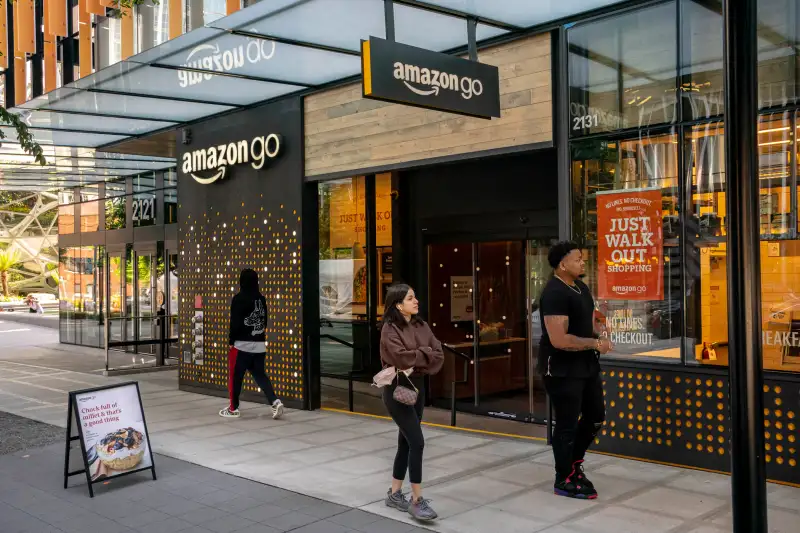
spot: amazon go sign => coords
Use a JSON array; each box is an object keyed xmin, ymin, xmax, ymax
[
  {"xmin": 181, "ymin": 134, "xmax": 281, "ymax": 185},
  {"xmin": 362, "ymin": 36, "xmax": 500, "ymax": 119}
]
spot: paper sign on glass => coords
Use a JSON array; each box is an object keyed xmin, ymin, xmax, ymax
[{"xmin": 596, "ymin": 188, "xmax": 664, "ymax": 301}]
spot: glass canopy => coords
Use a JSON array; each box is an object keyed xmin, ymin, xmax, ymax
[{"xmin": 1, "ymin": 0, "xmax": 632, "ymax": 190}]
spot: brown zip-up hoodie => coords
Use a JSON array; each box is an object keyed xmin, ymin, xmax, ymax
[{"xmin": 380, "ymin": 320, "xmax": 444, "ymax": 376}]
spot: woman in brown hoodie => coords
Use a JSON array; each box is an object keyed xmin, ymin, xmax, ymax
[{"xmin": 380, "ymin": 284, "xmax": 444, "ymax": 521}]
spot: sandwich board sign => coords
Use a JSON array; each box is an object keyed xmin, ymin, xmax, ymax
[{"xmin": 64, "ymin": 382, "xmax": 156, "ymax": 497}]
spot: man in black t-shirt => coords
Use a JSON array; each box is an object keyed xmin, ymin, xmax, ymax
[{"xmin": 538, "ymin": 241, "xmax": 611, "ymax": 500}]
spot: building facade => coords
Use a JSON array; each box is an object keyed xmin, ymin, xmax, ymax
[{"xmin": 27, "ymin": 0, "xmax": 800, "ymax": 486}]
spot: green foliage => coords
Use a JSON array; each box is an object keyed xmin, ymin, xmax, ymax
[
  {"xmin": 0, "ymin": 248, "xmax": 22, "ymax": 297},
  {"xmin": 0, "ymin": 108, "xmax": 46, "ymax": 165},
  {"xmin": 107, "ymin": 0, "xmax": 158, "ymax": 18},
  {"xmin": 105, "ymin": 198, "xmax": 126, "ymax": 229}
]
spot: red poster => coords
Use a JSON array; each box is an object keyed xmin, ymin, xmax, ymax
[{"xmin": 597, "ymin": 188, "xmax": 663, "ymax": 301}]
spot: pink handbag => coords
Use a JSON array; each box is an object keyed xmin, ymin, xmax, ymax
[{"xmin": 392, "ymin": 372, "xmax": 419, "ymax": 406}]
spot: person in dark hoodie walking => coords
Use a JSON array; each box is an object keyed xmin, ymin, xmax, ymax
[{"xmin": 219, "ymin": 268, "xmax": 285, "ymax": 419}]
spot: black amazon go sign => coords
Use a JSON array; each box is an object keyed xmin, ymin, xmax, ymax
[{"xmin": 361, "ymin": 37, "xmax": 501, "ymax": 119}]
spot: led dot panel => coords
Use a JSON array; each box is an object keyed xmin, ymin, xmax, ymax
[
  {"xmin": 594, "ymin": 366, "xmax": 799, "ymax": 485},
  {"xmin": 178, "ymin": 202, "xmax": 304, "ymax": 401}
]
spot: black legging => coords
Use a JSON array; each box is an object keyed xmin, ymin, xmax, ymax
[
  {"xmin": 383, "ymin": 378, "xmax": 425, "ymax": 484},
  {"xmin": 544, "ymin": 373, "xmax": 606, "ymax": 478}
]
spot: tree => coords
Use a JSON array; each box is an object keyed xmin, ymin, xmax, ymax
[
  {"xmin": 0, "ymin": 248, "xmax": 21, "ymax": 297},
  {"xmin": 108, "ymin": 0, "xmax": 157, "ymax": 18},
  {"xmin": 0, "ymin": 3, "xmax": 44, "ymax": 165}
]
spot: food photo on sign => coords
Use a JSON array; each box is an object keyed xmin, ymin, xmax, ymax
[{"xmin": 73, "ymin": 383, "xmax": 153, "ymax": 481}]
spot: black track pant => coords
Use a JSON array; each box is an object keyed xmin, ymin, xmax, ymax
[
  {"xmin": 383, "ymin": 381, "xmax": 425, "ymax": 484},
  {"xmin": 544, "ymin": 373, "xmax": 606, "ymax": 478},
  {"xmin": 228, "ymin": 349, "xmax": 278, "ymax": 410}
]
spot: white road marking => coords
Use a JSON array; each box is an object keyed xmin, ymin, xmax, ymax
[{"xmin": 0, "ymin": 328, "xmax": 31, "ymax": 333}]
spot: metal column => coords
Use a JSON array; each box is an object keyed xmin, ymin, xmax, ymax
[{"xmin": 722, "ymin": 0, "xmax": 767, "ymax": 531}]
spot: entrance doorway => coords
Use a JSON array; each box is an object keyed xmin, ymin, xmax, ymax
[{"xmin": 426, "ymin": 239, "xmax": 553, "ymax": 423}]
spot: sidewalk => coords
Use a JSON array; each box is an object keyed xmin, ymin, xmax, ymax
[
  {"xmin": 0, "ymin": 347, "xmax": 799, "ymax": 532},
  {"xmin": 0, "ymin": 412, "xmax": 427, "ymax": 533}
]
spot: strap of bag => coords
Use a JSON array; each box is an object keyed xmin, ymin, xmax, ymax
[{"xmin": 395, "ymin": 371, "xmax": 419, "ymax": 393}]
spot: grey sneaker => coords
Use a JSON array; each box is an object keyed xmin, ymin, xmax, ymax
[
  {"xmin": 385, "ymin": 489, "xmax": 409, "ymax": 512},
  {"xmin": 408, "ymin": 498, "xmax": 438, "ymax": 521}
]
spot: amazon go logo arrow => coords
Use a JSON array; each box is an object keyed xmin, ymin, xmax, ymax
[
  {"xmin": 181, "ymin": 134, "xmax": 281, "ymax": 185},
  {"xmin": 393, "ymin": 62, "xmax": 483, "ymax": 100}
]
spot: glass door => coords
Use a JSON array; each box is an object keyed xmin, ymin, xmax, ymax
[
  {"xmin": 527, "ymin": 239, "xmax": 552, "ymax": 421},
  {"xmin": 135, "ymin": 252, "xmax": 155, "ymax": 355},
  {"xmin": 107, "ymin": 253, "xmax": 126, "ymax": 350},
  {"xmin": 428, "ymin": 239, "xmax": 554, "ymax": 423},
  {"xmin": 427, "ymin": 240, "xmax": 530, "ymax": 421}
]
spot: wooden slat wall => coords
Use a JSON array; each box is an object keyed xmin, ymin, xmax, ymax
[
  {"xmin": 49, "ymin": 0, "xmax": 68, "ymax": 37},
  {"xmin": 0, "ymin": 2, "xmax": 7, "ymax": 70},
  {"xmin": 78, "ymin": 0, "xmax": 92, "ymax": 78},
  {"xmin": 14, "ymin": 0, "xmax": 35, "ymax": 54},
  {"xmin": 169, "ymin": 0, "xmax": 183, "ymax": 39},
  {"xmin": 304, "ymin": 34, "xmax": 552, "ymax": 178},
  {"xmin": 14, "ymin": 58, "xmax": 25, "ymax": 106},
  {"xmin": 121, "ymin": 7, "xmax": 134, "ymax": 59}
]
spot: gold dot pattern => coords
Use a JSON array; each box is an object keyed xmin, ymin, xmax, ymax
[
  {"xmin": 595, "ymin": 369, "xmax": 799, "ymax": 484},
  {"xmin": 178, "ymin": 201, "xmax": 304, "ymax": 402}
]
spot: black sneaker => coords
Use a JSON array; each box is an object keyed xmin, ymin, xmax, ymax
[
  {"xmin": 385, "ymin": 489, "xmax": 409, "ymax": 512},
  {"xmin": 572, "ymin": 460, "xmax": 596, "ymax": 493},
  {"xmin": 554, "ymin": 475, "xmax": 597, "ymax": 500}
]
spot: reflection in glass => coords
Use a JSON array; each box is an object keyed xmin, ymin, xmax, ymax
[
  {"xmin": 573, "ymin": 132, "xmax": 681, "ymax": 361},
  {"xmin": 757, "ymin": 0, "xmax": 797, "ymax": 109},
  {"xmin": 568, "ymin": 2, "xmax": 677, "ymax": 136},
  {"xmin": 187, "ymin": 0, "xmax": 226, "ymax": 31},
  {"xmin": 685, "ymin": 122, "xmax": 727, "ymax": 366},
  {"xmin": 97, "ymin": 16, "xmax": 122, "ymax": 70},
  {"xmin": 59, "ymin": 248, "xmax": 76, "ymax": 344},
  {"xmin": 136, "ymin": 0, "xmax": 170, "ymax": 53},
  {"xmin": 680, "ymin": 0, "xmax": 724, "ymax": 120},
  {"xmin": 317, "ymin": 173, "xmax": 392, "ymax": 410},
  {"xmin": 318, "ymin": 176, "xmax": 369, "ymax": 379},
  {"xmin": 105, "ymin": 181, "xmax": 126, "ymax": 230},
  {"xmin": 58, "ymin": 205, "xmax": 75, "ymax": 234},
  {"xmin": 58, "ymin": 247, "xmax": 103, "ymax": 347},
  {"xmin": 80, "ymin": 185, "xmax": 100, "ymax": 233},
  {"xmin": 133, "ymin": 173, "xmax": 156, "ymax": 227},
  {"xmin": 758, "ymin": 112, "xmax": 792, "ymax": 237}
]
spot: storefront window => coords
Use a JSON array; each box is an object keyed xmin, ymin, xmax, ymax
[
  {"xmin": 757, "ymin": 0, "xmax": 798, "ymax": 109},
  {"xmin": 573, "ymin": 131, "xmax": 681, "ymax": 361},
  {"xmin": 759, "ymin": 112, "xmax": 792, "ymax": 238},
  {"xmin": 680, "ymin": 0, "xmax": 724, "ymax": 120},
  {"xmin": 105, "ymin": 181, "xmax": 126, "ymax": 230},
  {"xmin": 165, "ymin": 188, "xmax": 177, "ymax": 224},
  {"xmin": 318, "ymin": 173, "xmax": 392, "ymax": 376},
  {"xmin": 136, "ymin": 0, "xmax": 170, "ymax": 53},
  {"xmin": 186, "ymin": 0, "xmax": 226, "ymax": 31},
  {"xmin": 685, "ymin": 122, "xmax": 726, "ymax": 365},
  {"xmin": 133, "ymin": 173, "xmax": 156, "ymax": 227},
  {"xmin": 80, "ymin": 186, "xmax": 100, "ymax": 233},
  {"xmin": 59, "ymin": 204, "xmax": 75, "ymax": 235},
  {"xmin": 568, "ymin": 2, "xmax": 678, "ymax": 136},
  {"xmin": 59, "ymin": 246, "xmax": 103, "ymax": 347},
  {"xmin": 97, "ymin": 16, "xmax": 122, "ymax": 70},
  {"xmin": 59, "ymin": 248, "xmax": 76, "ymax": 344}
]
